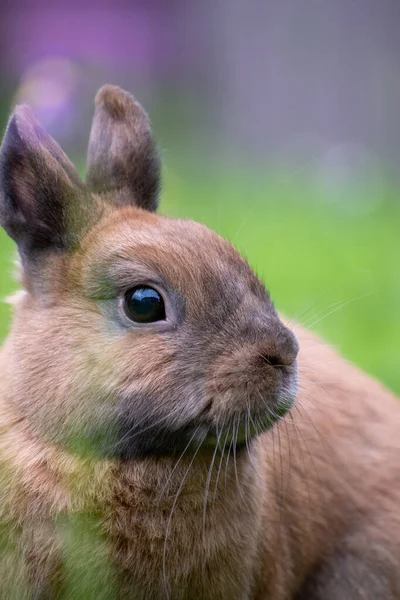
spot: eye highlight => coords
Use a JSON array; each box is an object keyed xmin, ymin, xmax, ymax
[{"xmin": 123, "ymin": 286, "xmax": 166, "ymax": 323}]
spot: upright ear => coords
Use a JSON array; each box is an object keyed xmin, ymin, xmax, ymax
[
  {"xmin": 0, "ymin": 105, "xmax": 97, "ymax": 262},
  {"xmin": 86, "ymin": 85, "xmax": 160, "ymax": 212}
]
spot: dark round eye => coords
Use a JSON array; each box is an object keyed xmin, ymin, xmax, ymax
[{"xmin": 123, "ymin": 286, "xmax": 166, "ymax": 323}]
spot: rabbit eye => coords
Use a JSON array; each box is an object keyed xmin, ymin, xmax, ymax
[{"xmin": 123, "ymin": 286, "xmax": 166, "ymax": 323}]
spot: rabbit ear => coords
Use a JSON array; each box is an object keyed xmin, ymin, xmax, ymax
[
  {"xmin": 86, "ymin": 85, "xmax": 160, "ymax": 212},
  {"xmin": 0, "ymin": 105, "xmax": 97, "ymax": 262}
]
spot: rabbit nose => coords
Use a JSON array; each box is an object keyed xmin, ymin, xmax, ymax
[{"xmin": 260, "ymin": 328, "xmax": 299, "ymax": 369}]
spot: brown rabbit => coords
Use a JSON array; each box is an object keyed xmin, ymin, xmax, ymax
[{"xmin": 0, "ymin": 85, "xmax": 399, "ymax": 600}]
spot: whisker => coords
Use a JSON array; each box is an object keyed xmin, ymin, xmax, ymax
[
  {"xmin": 201, "ymin": 424, "xmax": 223, "ymax": 577},
  {"xmin": 224, "ymin": 425, "xmax": 234, "ymax": 491},
  {"xmin": 212, "ymin": 423, "xmax": 229, "ymax": 504},
  {"xmin": 109, "ymin": 402, "xmax": 185, "ymax": 453},
  {"xmin": 304, "ymin": 292, "xmax": 374, "ymax": 330},
  {"xmin": 232, "ymin": 415, "xmax": 244, "ymax": 500},
  {"xmin": 162, "ymin": 432, "xmax": 206, "ymax": 598},
  {"xmin": 245, "ymin": 400, "xmax": 258, "ymax": 471},
  {"xmin": 159, "ymin": 425, "xmax": 202, "ymax": 499}
]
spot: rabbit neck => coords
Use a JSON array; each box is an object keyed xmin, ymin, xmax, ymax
[
  {"xmin": 91, "ymin": 452, "xmax": 263, "ymax": 599},
  {"xmin": 0, "ymin": 384, "xmax": 267, "ymax": 599}
]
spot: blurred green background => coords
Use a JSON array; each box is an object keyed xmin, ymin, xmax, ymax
[{"xmin": 0, "ymin": 0, "xmax": 399, "ymax": 394}]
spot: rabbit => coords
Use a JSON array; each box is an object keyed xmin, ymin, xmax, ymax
[{"xmin": 0, "ymin": 84, "xmax": 399, "ymax": 600}]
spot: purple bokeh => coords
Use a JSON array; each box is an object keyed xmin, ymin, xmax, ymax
[{"xmin": 1, "ymin": 5, "xmax": 176, "ymax": 73}]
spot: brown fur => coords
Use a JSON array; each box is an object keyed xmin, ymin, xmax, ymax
[{"xmin": 0, "ymin": 86, "xmax": 399, "ymax": 599}]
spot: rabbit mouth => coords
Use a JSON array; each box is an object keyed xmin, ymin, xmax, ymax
[
  {"xmin": 111, "ymin": 389, "xmax": 296, "ymax": 460},
  {"xmin": 113, "ymin": 406, "xmax": 290, "ymax": 460},
  {"xmin": 202, "ymin": 395, "xmax": 296, "ymax": 450}
]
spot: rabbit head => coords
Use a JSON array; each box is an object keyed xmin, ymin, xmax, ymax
[{"xmin": 0, "ymin": 85, "xmax": 298, "ymax": 459}]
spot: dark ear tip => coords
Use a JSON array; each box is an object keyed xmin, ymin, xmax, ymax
[{"xmin": 95, "ymin": 84, "xmax": 146, "ymax": 121}]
